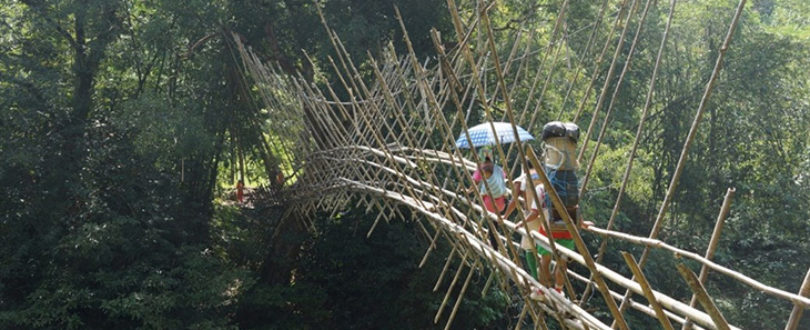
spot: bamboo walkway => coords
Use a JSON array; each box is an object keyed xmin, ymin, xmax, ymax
[{"xmin": 232, "ymin": 0, "xmax": 810, "ymax": 328}]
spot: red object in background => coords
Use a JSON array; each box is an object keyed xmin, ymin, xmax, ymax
[{"xmin": 236, "ymin": 180, "xmax": 244, "ymax": 203}]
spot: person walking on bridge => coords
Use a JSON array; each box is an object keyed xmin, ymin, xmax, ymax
[
  {"xmin": 505, "ymin": 156, "xmax": 546, "ymax": 286},
  {"xmin": 467, "ymin": 150, "xmax": 507, "ymax": 247}
]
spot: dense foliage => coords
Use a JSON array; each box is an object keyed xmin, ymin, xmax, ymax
[{"xmin": 1, "ymin": 0, "xmax": 808, "ymax": 329}]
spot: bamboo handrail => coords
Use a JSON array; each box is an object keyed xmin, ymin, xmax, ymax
[
  {"xmin": 584, "ymin": 224, "xmax": 810, "ymax": 308},
  {"xmin": 346, "ymin": 178, "xmax": 733, "ymax": 330}
]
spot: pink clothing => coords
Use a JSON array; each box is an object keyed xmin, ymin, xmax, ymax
[
  {"xmin": 483, "ymin": 195, "xmax": 507, "ymax": 213},
  {"xmin": 473, "ymin": 165, "xmax": 507, "ymax": 213},
  {"xmin": 472, "ymin": 168, "xmax": 506, "ymax": 182}
]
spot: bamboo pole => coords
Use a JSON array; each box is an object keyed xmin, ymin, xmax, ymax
[
  {"xmin": 683, "ymin": 188, "xmax": 735, "ymax": 329},
  {"xmin": 580, "ymin": 0, "xmax": 679, "ymax": 305},
  {"xmin": 566, "ymin": 268, "xmax": 707, "ymax": 330},
  {"xmin": 366, "ymin": 212, "xmax": 385, "ymax": 238},
  {"xmin": 515, "ymin": 304, "xmax": 528, "ymax": 330},
  {"xmin": 578, "ymin": 0, "xmax": 654, "ymax": 197},
  {"xmin": 615, "ymin": 0, "xmax": 749, "ymax": 319},
  {"xmin": 435, "ymin": 247, "xmax": 458, "ymax": 292},
  {"xmin": 435, "ymin": 250, "xmax": 469, "ymax": 323},
  {"xmin": 676, "ymin": 264, "xmax": 731, "ymax": 330},
  {"xmin": 572, "ymin": 0, "xmax": 631, "ymax": 122},
  {"xmin": 444, "ymin": 258, "xmax": 481, "ymax": 330},
  {"xmin": 622, "ymin": 252, "xmax": 675, "ymax": 330},
  {"xmin": 577, "ymin": 0, "xmax": 639, "ymax": 162},
  {"xmin": 419, "ymin": 226, "xmax": 444, "ymax": 268},
  {"xmin": 785, "ymin": 267, "xmax": 810, "ymax": 330},
  {"xmin": 481, "ymin": 271, "xmax": 494, "ymax": 297},
  {"xmin": 583, "ymin": 224, "xmax": 810, "ymax": 308},
  {"xmin": 556, "ymin": 0, "xmax": 610, "ymax": 120}
]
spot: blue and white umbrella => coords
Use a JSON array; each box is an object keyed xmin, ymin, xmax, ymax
[{"xmin": 455, "ymin": 122, "xmax": 534, "ymax": 148}]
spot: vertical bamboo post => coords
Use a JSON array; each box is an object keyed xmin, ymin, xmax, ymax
[
  {"xmin": 578, "ymin": 0, "xmax": 654, "ymax": 197},
  {"xmin": 481, "ymin": 271, "xmax": 494, "ymax": 296},
  {"xmin": 419, "ymin": 227, "xmax": 444, "ymax": 268},
  {"xmin": 580, "ymin": 0, "xmax": 678, "ymax": 306},
  {"xmin": 366, "ymin": 212, "xmax": 385, "ymax": 238},
  {"xmin": 614, "ymin": 0, "xmax": 748, "ymax": 320},
  {"xmin": 576, "ymin": 0, "xmax": 640, "ymax": 164},
  {"xmin": 444, "ymin": 258, "xmax": 481, "ymax": 330},
  {"xmin": 514, "ymin": 304, "xmax": 528, "ymax": 330},
  {"xmin": 683, "ymin": 188, "xmax": 735, "ymax": 329},
  {"xmin": 676, "ymin": 264, "xmax": 731, "ymax": 330},
  {"xmin": 435, "ymin": 247, "xmax": 458, "ymax": 292},
  {"xmin": 622, "ymin": 252, "xmax": 674, "ymax": 330},
  {"xmin": 784, "ymin": 267, "xmax": 810, "ymax": 330},
  {"xmin": 435, "ymin": 251, "xmax": 469, "ymax": 323}
]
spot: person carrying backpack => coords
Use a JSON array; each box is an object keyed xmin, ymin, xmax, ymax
[
  {"xmin": 535, "ymin": 121, "xmax": 583, "ymax": 298},
  {"xmin": 504, "ymin": 154, "xmax": 546, "ymax": 299}
]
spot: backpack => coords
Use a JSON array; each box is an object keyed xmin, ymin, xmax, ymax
[{"xmin": 542, "ymin": 121, "xmax": 581, "ymax": 226}]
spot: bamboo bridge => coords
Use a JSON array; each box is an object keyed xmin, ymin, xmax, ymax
[{"xmin": 232, "ymin": 0, "xmax": 810, "ymax": 328}]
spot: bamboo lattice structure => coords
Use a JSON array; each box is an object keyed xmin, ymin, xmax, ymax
[{"xmin": 232, "ymin": 0, "xmax": 809, "ymax": 328}]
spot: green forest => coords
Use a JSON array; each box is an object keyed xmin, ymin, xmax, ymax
[{"xmin": 1, "ymin": 0, "xmax": 809, "ymax": 329}]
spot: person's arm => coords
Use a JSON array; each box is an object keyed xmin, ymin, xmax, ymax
[
  {"xmin": 467, "ymin": 170, "xmax": 481, "ymax": 194},
  {"xmin": 503, "ymin": 181, "xmax": 522, "ymax": 218},
  {"xmin": 580, "ymin": 220, "xmax": 595, "ymax": 229},
  {"xmin": 524, "ymin": 208, "xmax": 540, "ymax": 224}
]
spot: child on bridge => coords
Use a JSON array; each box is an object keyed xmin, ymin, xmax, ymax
[
  {"xmin": 504, "ymin": 154, "xmax": 546, "ymax": 299},
  {"xmin": 467, "ymin": 150, "xmax": 508, "ymax": 248}
]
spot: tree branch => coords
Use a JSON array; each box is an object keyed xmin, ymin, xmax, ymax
[
  {"xmin": 0, "ymin": 71, "xmax": 48, "ymax": 107},
  {"xmin": 19, "ymin": 0, "xmax": 80, "ymax": 51}
]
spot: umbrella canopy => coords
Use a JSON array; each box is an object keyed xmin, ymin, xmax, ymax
[{"xmin": 455, "ymin": 122, "xmax": 534, "ymax": 148}]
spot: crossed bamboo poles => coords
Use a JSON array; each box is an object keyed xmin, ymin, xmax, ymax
[{"xmin": 232, "ymin": 0, "xmax": 810, "ymax": 328}]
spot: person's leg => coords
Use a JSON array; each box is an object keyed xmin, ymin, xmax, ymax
[
  {"xmin": 494, "ymin": 196, "xmax": 506, "ymax": 213},
  {"xmin": 478, "ymin": 196, "xmax": 499, "ymax": 248},
  {"xmin": 554, "ymin": 257, "xmax": 567, "ymax": 291},
  {"xmin": 483, "ymin": 195, "xmax": 495, "ymax": 212},
  {"xmin": 529, "ymin": 251, "xmax": 547, "ymax": 301},
  {"xmin": 539, "ymin": 253, "xmax": 553, "ymax": 288},
  {"xmin": 553, "ymin": 239, "xmax": 575, "ymax": 294},
  {"xmin": 524, "ymin": 249, "xmax": 538, "ymax": 280},
  {"xmin": 487, "ymin": 224, "xmax": 498, "ymax": 248}
]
